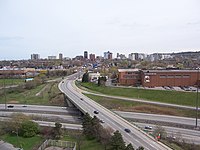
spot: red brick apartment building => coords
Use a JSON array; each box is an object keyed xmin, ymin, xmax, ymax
[{"xmin": 118, "ymin": 69, "xmax": 200, "ymax": 87}]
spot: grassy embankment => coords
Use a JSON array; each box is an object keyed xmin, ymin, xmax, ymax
[
  {"xmin": 0, "ymin": 133, "xmax": 104, "ymax": 150},
  {"xmin": 0, "ymin": 78, "xmax": 24, "ymax": 87},
  {"xmin": 0, "ymin": 80, "xmax": 64, "ymax": 106},
  {"xmin": 0, "ymin": 134, "xmax": 43, "ymax": 150},
  {"xmin": 79, "ymin": 82, "xmax": 199, "ymax": 118}
]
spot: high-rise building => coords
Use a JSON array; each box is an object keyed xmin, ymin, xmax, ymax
[
  {"xmin": 48, "ymin": 56, "xmax": 56, "ymax": 60},
  {"xmin": 104, "ymin": 51, "xmax": 112, "ymax": 60},
  {"xmin": 84, "ymin": 51, "xmax": 88, "ymax": 59},
  {"xmin": 59, "ymin": 53, "xmax": 63, "ymax": 60},
  {"xmin": 89, "ymin": 54, "xmax": 95, "ymax": 61},
  {"xmin": 31, "ymin": 54, "xmax": 40, "ymax": 60}
]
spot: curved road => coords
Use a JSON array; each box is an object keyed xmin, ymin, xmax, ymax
[{"xmin": 59, "ymin": 77, "xmax": 171, "ymax": 150}]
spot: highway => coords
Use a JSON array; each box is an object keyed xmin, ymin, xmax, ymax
[
  {"xmin": 0, "ymin": 117, "xmax": 82, "ymax": 130},
  {"xmin": 0, "ymin": 104, "xmax": 199, "ymax": 145},
  {"xmin": 59, "ymin": 76, "xmax": 171, "ymax": 150},
  {"xmin": 134, "ymin": 122, "xmax": 200, "ymax": 144},
  {"xmin": 0, "ymin": 104, "xmax": 79, "ymax": 115},
  {"xmin": 115, "ymin": 111, "xmax": 200, "ymax": 127}
]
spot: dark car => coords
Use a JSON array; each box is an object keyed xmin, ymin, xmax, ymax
[
  {"xmin": 124, "ymin": 128, "xmax": 131, "ymax": 133},
  {"xmin": 7, "ymin": 105, "xmax": 14, "ymax": 108},
  {"xmin": 94, "ymin": 110, "xmax": 99, "ymax": 114},
  {"xmin": 100, "ymin": 120, "xmax": 105, "ymax": 123},
  {"xmin": 80, "ymin": 98, "xmax": 83, "ymax": 100}
]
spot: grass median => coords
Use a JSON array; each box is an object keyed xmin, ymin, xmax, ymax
[
  {"xmin": 79, "ymin": 82, "xmax": 199, "ymax": 107},
  {"xmin": 84, "ymin": 93, "xmax": 199, "ymax": 118}
]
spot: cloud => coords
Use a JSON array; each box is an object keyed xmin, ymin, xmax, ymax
[{"xmin": 0, "ymin": 36, "xmax": 24, "ymax": 41}]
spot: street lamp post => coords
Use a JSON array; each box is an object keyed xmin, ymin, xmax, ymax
[
  {"xmin": 196, "ymin": 68, "xmax": 199, "ymax": 128},
  {"xmin": 3, "ymin": 67, "xmax": 7, "ymax": 110}
]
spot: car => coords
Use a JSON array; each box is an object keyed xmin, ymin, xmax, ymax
[
  {"xmin": 124, "ymin": 128, "xmax": 131, "ymax": 133},
  {"xmin": 145, "ymin": 126, "xmax": 152, "ymax": 130},
  {"xmin": 62, "ymin": 107, "xmax": 66, "ymax": 110},
  {"xmin": 80, "ymin": 98, "xmax": 83, "ymax": 100},
  {"xmin": 100, "ymin": 120, "xmax": 105, "ymax": 123},
  {"xmin": 94, "ymin": 110, "xmax": 99, "ymax": 114},
  {"xmin": 62, "ymin": 81, "xmax": 64, "ymax": 83},
  {"xmin": 22, "ymin": 105, "xmax": 27, "ymax": 107},
  {"xmin": 7, "ymin": 105, "xmax": 14, "ymax": 108}
]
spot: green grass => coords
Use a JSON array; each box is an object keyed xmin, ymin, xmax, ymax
[
  {"xmin": 80, "ymin": 82, "xmax": 199, "ymax": 107},
  {"xmin": 0, "ymin": 134, "xmax": 43, "ymax": 150},
  {"xmin": 0, "ymin": 81, "xmax": 62, "ymax": 105},
  {"xmin": 63, "ymin": 135, "xmax": 104, "ymax": 150},
  {"xmin": 85, "ymin": 94, "xmax": 199, "ymax": 118},
  {"xmin": 0, "ymin": 78, "xmax": 24, "ymax": 87}
]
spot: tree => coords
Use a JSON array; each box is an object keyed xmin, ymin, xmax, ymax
[
  {"xmin": 110, "ymin": 130, "xmax": 126, "ymax": 150},
  {"xmin": 82, "ymin": 72, "xmax": 89, "ymax": 82},
  {"xmin": 40, "ymin": 126, "xmax": 54, "ymax": 139},
  {"xmin": 99, "ymin": 127, "xmax": 113, "ymax": 150},
  {"xmin": 136, "ymin": 146, "xmax": 144, "ymax": 150},
  {"xmin": 125, "ymin": 143, "xmax": 134, "ymax": 150},
  {"xmin": 153, "ymin": 125, "xmax": 167, "ymax": 140},
  {"xmin": 91, "ymin": 115, "xmax": 103, "ymax": 140},
  {"xmin": 6, "ymin": 113, "xmax": 30, "ymax": 134},
  {"xmin": 71, "ymin": 130, "xmax": 84, "ymax": 150},
  {"xmin": 53, "ymin": 122, "xmax": 62, "ymax": 139},
  {"xmin": 19, "ymin": 120, "xmax": 39, "ymax": 137},
  {"xmin": 82, "ymin": 113, "xmax": 93, "ymax": 139},
  {"xmin": 98, "ymin": 76, "xmax": 107, "ymax": 86}
]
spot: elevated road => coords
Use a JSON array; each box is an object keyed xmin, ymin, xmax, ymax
[{"xmin": 59, "ymin": 77, "xmax": 171, "ymax": 149}]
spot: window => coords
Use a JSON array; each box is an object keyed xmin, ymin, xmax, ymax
[
  {"xmin": 167, "ymin": 75, "xmax": 174, "ymax": 78},
  {"xmin": 175, "ymin": 75, "xmax": 182, "ymax": 78},
  {"xmin": 160, "ymin": 75, "xmax": 166, "ymax": 78},
  {"xmin": 183, "ymin": 75, "xmax": 190, "ymax": 78}
]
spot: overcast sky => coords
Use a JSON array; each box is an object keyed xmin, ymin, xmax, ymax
[{"xmin": 0, "ymin": 0, "xmax": 200, "ymax": 60}]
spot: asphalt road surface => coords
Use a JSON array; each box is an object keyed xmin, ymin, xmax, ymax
[{"xmin": 59, "ymin": 77, "xmax": 171, "ymax": 149}]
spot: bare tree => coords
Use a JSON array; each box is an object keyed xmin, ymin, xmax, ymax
[
  {"xmin": 72, "ymin": 130, "xmax": 84, "ymax": 150},
  {"xmin": 99, "ymin": 127, "xmax": 113, "ymax": 150}
]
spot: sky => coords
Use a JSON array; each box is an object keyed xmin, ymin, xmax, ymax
[{"xmin": 0, "ymin": 0, "xmax": 200, "ymax": 60}]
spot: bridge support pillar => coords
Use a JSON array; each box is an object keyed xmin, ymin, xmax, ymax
[{"xmin": 63, "ymin": 94, "xmax": 75, "ymax": 108}]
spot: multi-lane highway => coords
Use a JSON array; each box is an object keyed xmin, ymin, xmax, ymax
[
  {"xmin": 1, "ymin": 104, "xmax": 199, "ymax": 145},
  {"xmin": 115, "ymin": 111, "xmax": 200, "ymax": 127},
  {"xmin": 59, "ymin": 76, "xmax": 171, "ymax": 150}
]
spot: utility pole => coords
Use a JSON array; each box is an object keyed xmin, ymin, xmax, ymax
[
  {"xmin": 196, "ymin": 68, "xmax": 199, "ymax": 128},
  {"xmin": 3, "ymin": 67, "xmax": 7, "ymax": 110}
]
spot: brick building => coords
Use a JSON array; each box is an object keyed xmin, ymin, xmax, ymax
[
  {"xmin": 118, "ymin": 69, "xmax": 200, "ymax": 87},
  {"xmin": 141, "ymin": 70, "xmax": 200, "ymax": 87},
  {"xmin": 118, "ymin": 69, "xmax": 141, "ymax": 86}
]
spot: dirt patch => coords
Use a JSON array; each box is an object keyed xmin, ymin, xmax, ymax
[
  {"xmin": 7, "ymin": 100, "xmax": 19, "ymax": 104},
  {"xmin": 49, "ymin": 93, "xmax": 64, "ymax": 106},
  {"xmin": 117, "ymin": 105, "xmax": 178, "ymax": 116}
]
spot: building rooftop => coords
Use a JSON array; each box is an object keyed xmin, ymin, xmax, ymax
[{"xmin": 118, "ymin": 69, "xmax": 140, "ymax": 72}]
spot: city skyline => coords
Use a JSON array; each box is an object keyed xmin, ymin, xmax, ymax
[{"xmin": 0, "ymin": 0, "xmax": 200, "ymax": 60}]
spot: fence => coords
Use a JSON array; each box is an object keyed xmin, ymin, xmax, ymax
[{"xmin": 38, "ymin": 139, "xmax": 76, "ymax": 150}]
